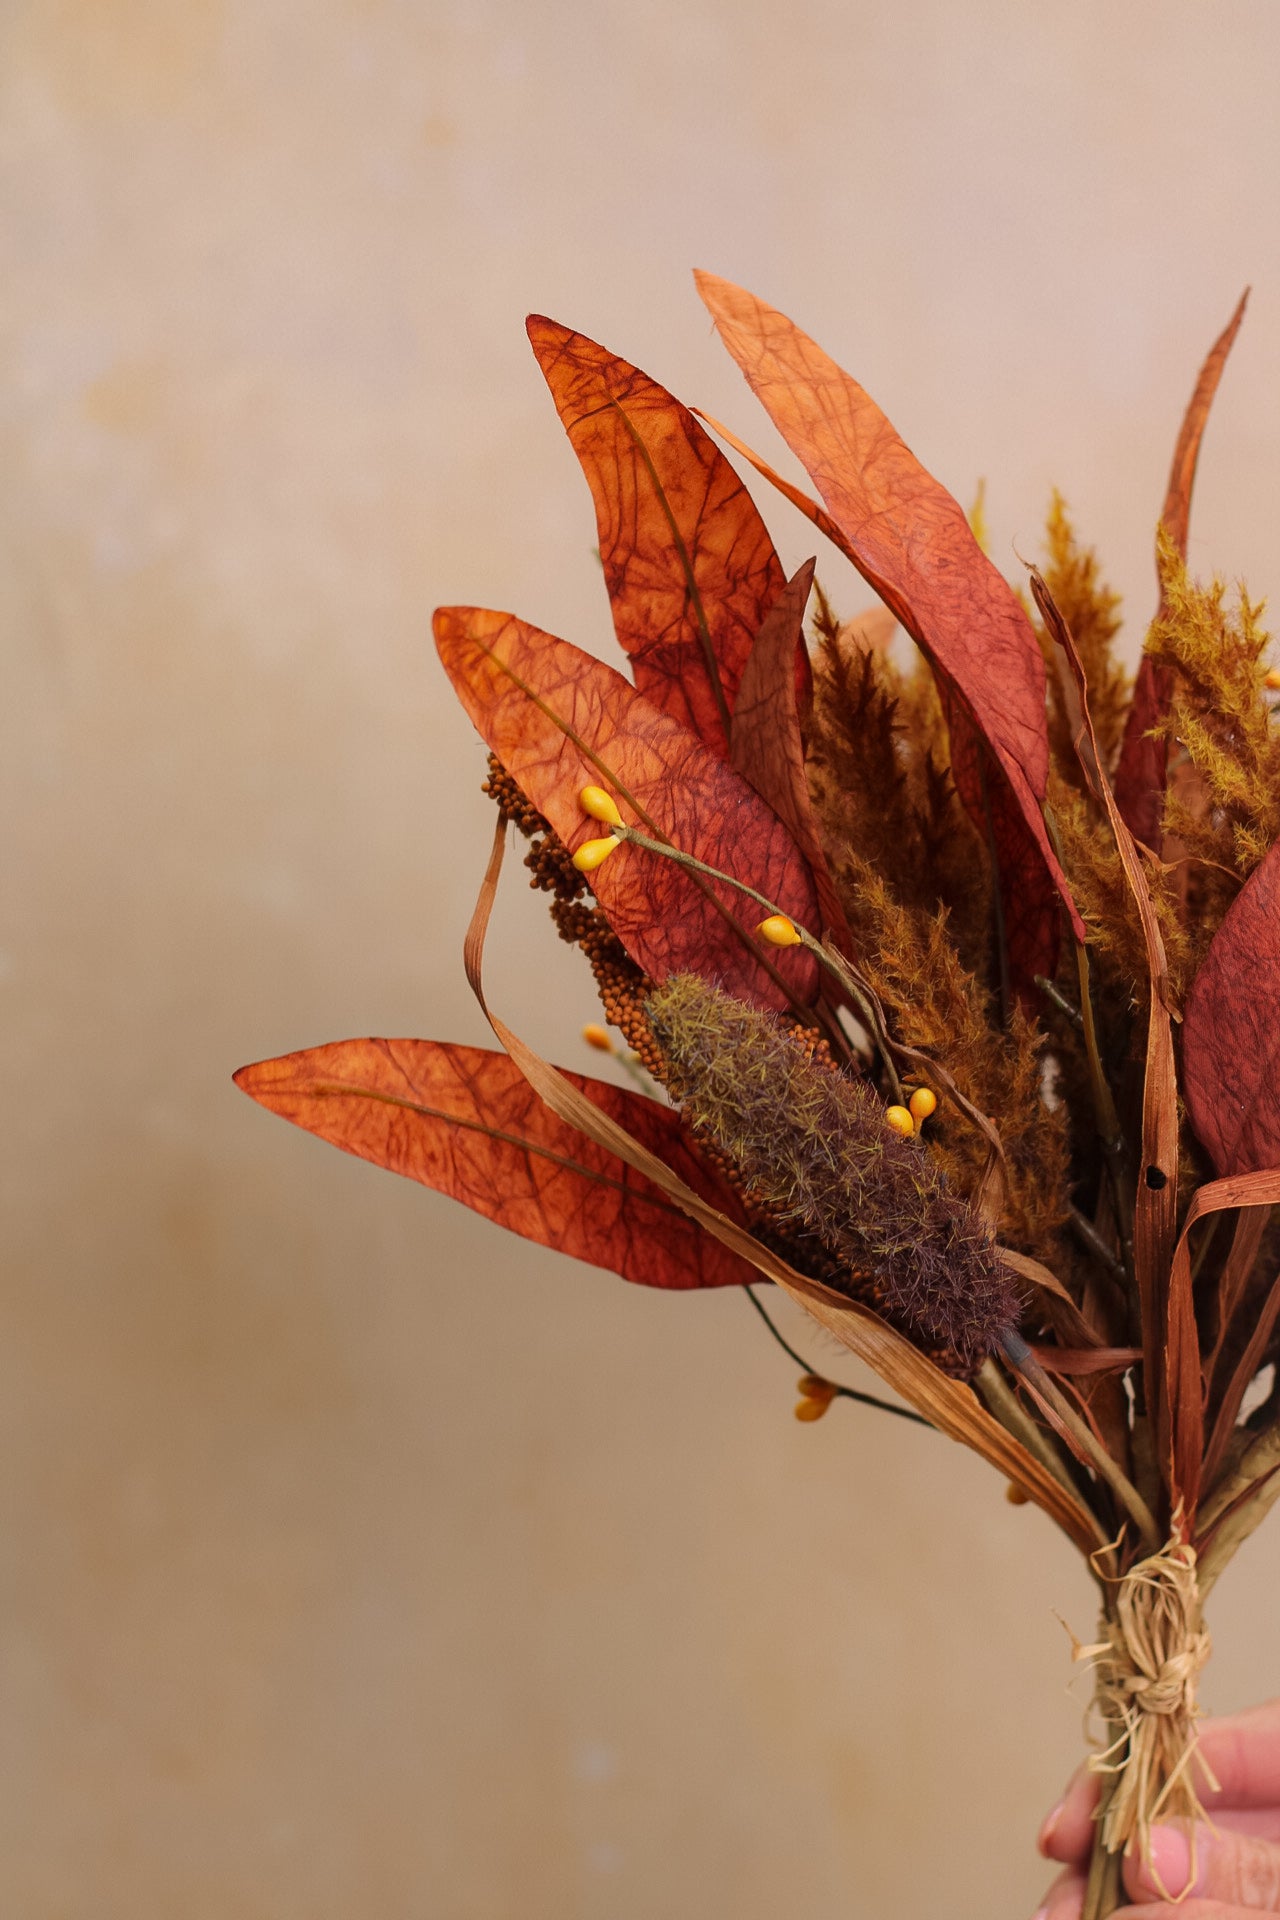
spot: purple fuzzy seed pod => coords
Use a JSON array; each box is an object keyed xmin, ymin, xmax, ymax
[{"xmin": 646, "ymin": 974, "xmax": 1020, "ymax": 1375}]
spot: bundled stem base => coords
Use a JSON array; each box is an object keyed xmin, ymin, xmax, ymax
[{"xmin": 1074, "ymin": 1539, "xmax": 1214, "ymax": 1918}]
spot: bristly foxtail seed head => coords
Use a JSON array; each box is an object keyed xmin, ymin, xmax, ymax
[{"xmin": 645, "ymin": 974, "xmax": 1019, "ymax": 1377}]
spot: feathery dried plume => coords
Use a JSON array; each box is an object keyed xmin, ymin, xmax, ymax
[{"xmin": 646, "ymin": 973, "xmax": 1020, "ymax": 1375}]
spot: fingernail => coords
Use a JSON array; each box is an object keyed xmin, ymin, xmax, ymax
[
  {"xmin": 1029, "ymin": 1908, "xmax": 1048, "ymax": 1920},
  {"xmin": 1037, "ymin": 1800, "xmax": 1064, "ymax": 1855},
  {"xmin": 1144, "ymin": 1824, "xmax": 1192, "ymax": 1897}
]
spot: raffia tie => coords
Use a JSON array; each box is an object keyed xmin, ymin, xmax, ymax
[{"xmin": 1071, "ymin": 1538, "xmax": 1216, "ymax": 1894}]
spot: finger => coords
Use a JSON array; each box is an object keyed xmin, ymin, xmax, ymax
[
  {"xmin": 1117, "ymin": 1905, "xmax": 1270, "ymax": 1918},
  {"xmin": 1200, "ymin": 1704, "xmax": 1280, "ymax": 1812},
  {"xmin": 1030, "ymin": 1865, "xmax": 1086, "ymax": 1919},
  {"xmin": 1124, "ymin": 1821, "xmax": 1280, "ymax": 1908},
  {"xmin": 1219, "ymin": 1811, "xmax": 1280, "ymax": 1845},
  {"xmin": 1039, "ymin": 1767, "xmax": 1101, "ymax": 1864}
]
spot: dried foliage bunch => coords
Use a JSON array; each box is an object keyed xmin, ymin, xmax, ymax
[{"xmin": 237, "ymin": 275, "xmax": 1280, "ymax": 1916}]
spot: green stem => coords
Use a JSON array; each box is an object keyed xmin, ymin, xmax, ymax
[{"xmin": 744, "ymin": 1286, "xmax": 931, "ymax": 1429}]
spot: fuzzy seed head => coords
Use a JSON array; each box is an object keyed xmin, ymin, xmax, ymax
[{"xmin": 646, "ymin": 974, "xmax": 1020, "ymax": 1376}]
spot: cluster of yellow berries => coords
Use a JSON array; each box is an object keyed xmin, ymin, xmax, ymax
[{"xmin": 885, "ymin": 1086, "xmax": 937, "ymax": 1139}]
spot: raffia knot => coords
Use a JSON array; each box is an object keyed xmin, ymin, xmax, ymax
[
  {"xmin": 1117, "ymin": 1637, "xmax": 1209, "ymax": 1717},
  {"xmin": 1069, "ymin": 1536, "xmax": 1216, "ymax": 1890}
]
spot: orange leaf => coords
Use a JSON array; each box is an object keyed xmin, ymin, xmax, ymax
[
  {"xmin": 434, "ymin": 604, "xmax": 820, "ymax": 1010},
  {"xmin": 233, "ymin": 1038, "xmax": 756, "ymax": 1291},
  {"xmin": 1114, "ymin": 290, "xmax": 1250, "ymax": 846},
  {"xmin": 1184, "ymin": 839, "xmax": 1280, "ymax": 1175},
  {"xmin": 527, "ymin": 316, "xmax": 795, "ymax": 757},
  {"xmin": 694, "ymin": 270, "xmax": 1082, "ymax": 989}
]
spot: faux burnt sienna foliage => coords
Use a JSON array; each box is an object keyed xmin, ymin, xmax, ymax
[{"xmin": 237, "ymin": 274, "xmax": 1280, "ymax": 1916}]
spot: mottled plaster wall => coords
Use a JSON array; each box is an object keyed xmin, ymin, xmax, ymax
[{"xmin": 4, "ymin": 3, "xmax": 1280, "ymax": 1914}]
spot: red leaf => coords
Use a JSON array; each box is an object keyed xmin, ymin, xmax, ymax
[
  {"xmin": 694, "ymin": 270, "xmax": 1081, "ymax": 986},
  {"xmin": 233, "ymin": 1038, "xmax": 756, "ymax": 1291},
  {"xmin": 1114, "ymin": 291, "xmax": 1250, "ymax": 846},
  {"xmin": 1184, "ymin": 840, "xmax": 1280, "ymax": 1175},
  {"xmin": 434, "ymin": 604, "xmax": 820, "ymax": 1010},
  {"xmin": 527, "ymin": 316, "xmax": 793, "ymax": 757},
  {"xmin": 729, "ymin": 558, "xmax": 854, "ymax": 950}
]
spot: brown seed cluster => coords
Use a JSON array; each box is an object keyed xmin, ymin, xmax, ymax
[
  {"xmin": 550, "ymin": 898, "xmax": 665, "ymax": 1079},
  {"xmin": 483, "ymin": 756, "xmax": 663, "ymax": 1073}
]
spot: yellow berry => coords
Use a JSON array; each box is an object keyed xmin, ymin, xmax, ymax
[
  {"xmin": 794, "ymin": 1395, "xmax": 832, "ymax": 1422},
  {"xmin": 757, "ymin": 914, "xmax": 802, "ymax": 947},
  {"xmin": 582, "ymin": 1024, "xmax": 613, "ymax": 1052},
  {"xmin": 579, "ymin": 784, "xmax": 624, "ymax": 828},
  {"xmin": 572, "ymin": 834, "xmax": 621, "ymax": 873},
  {"xmin": 909, "ymin": 1086, "xmax": 937, "ymax": 1123},
  {"xmin": 1267, "ymin": 668, "xmax": 1280, "ymax": 691},
  {"xmin": 1005, "ymin": 1481, "xmax": 1030, "ymax": 1506},
  {"xmin": 885, "ymin": 1104, "xmax": 915, "ymax": 1138}
]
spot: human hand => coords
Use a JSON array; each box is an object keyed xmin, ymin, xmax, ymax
[{"xmin": 1033, "ymin": 1700, "xmax": 1280, "ymax": 1916}]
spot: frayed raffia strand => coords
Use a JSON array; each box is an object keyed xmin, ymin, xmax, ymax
[{"xmin": 1071, "ymin": 1537, "xmax": 1216, "ymax": 1902}]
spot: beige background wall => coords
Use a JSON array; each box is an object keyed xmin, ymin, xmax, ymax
[{"xmin": 5, "ymin": 3, "xmax": 1280, "ymax": 1914}]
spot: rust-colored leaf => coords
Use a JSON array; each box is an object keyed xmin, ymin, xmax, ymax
[
  {"xmin": 1184, "ymin": 839, "xmax": 1280, "ymax": 1175},
  {"xmin": 694, "ymin": 271, "xmax": 1082, "ymax": 989},
  {"xmin": 527, "ymin": 316, "xmax": 792, "ymax": 756},
  {"xmin": 1030, "ymin": 1346, "xmax": 1142, "ymax": 1377},
  {"xmin": 434, "ymin": 604, "xmax": 819, "ymax": 1010},
  {"xmin": 1114, "ymin": 291, "xmax": 1249, "ymax": 845},
  {"xmin": 463, "ymin": 820, "xmax": 1105, "ymax": 1556},
  {"xmin": 729, "ymin": 558, "xmax": 853, "ymax": 950},
  {"xmin": 234, "ymin": 1037, "xmax": 756, "ymax": 1291},
  {"xmin": 1162, "ymin": 1169, "xmax": 1280, "ymax": 1517}
]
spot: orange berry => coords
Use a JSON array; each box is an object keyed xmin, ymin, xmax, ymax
[
  {"xmin": 908, "ymin": 1086, "xmax": 937, "ymax": 1123},
  {"xmin": 757, "ymin": 914, "xmax": 802, "ymax": 947},
  {"xmin": 582, "ymin": 1024, "xmax": 613, "ymax": 1052},
  {"xmin": 1267, "ymin": 667, "xmax": 1280, "ymax": 691},
  {"xmin": 797, "ymin": 1374, "xmax": 833, "ymax": 1399},
  {"xmin": 794, "ymin": 1395, "xmax": 832, "ymax": 1422},
  {"xmin": 885, "ymin": 1104, "xmax": 915, "ymax": 1138}
]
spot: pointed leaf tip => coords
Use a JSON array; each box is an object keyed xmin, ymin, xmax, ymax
[
  {"xmin": 234, "ymin": 1036, "xmax": 758, "ymax": 1291},
  {"xmin": 527, "ymin": 311, "xmax": 786, "ymax": 757}
]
